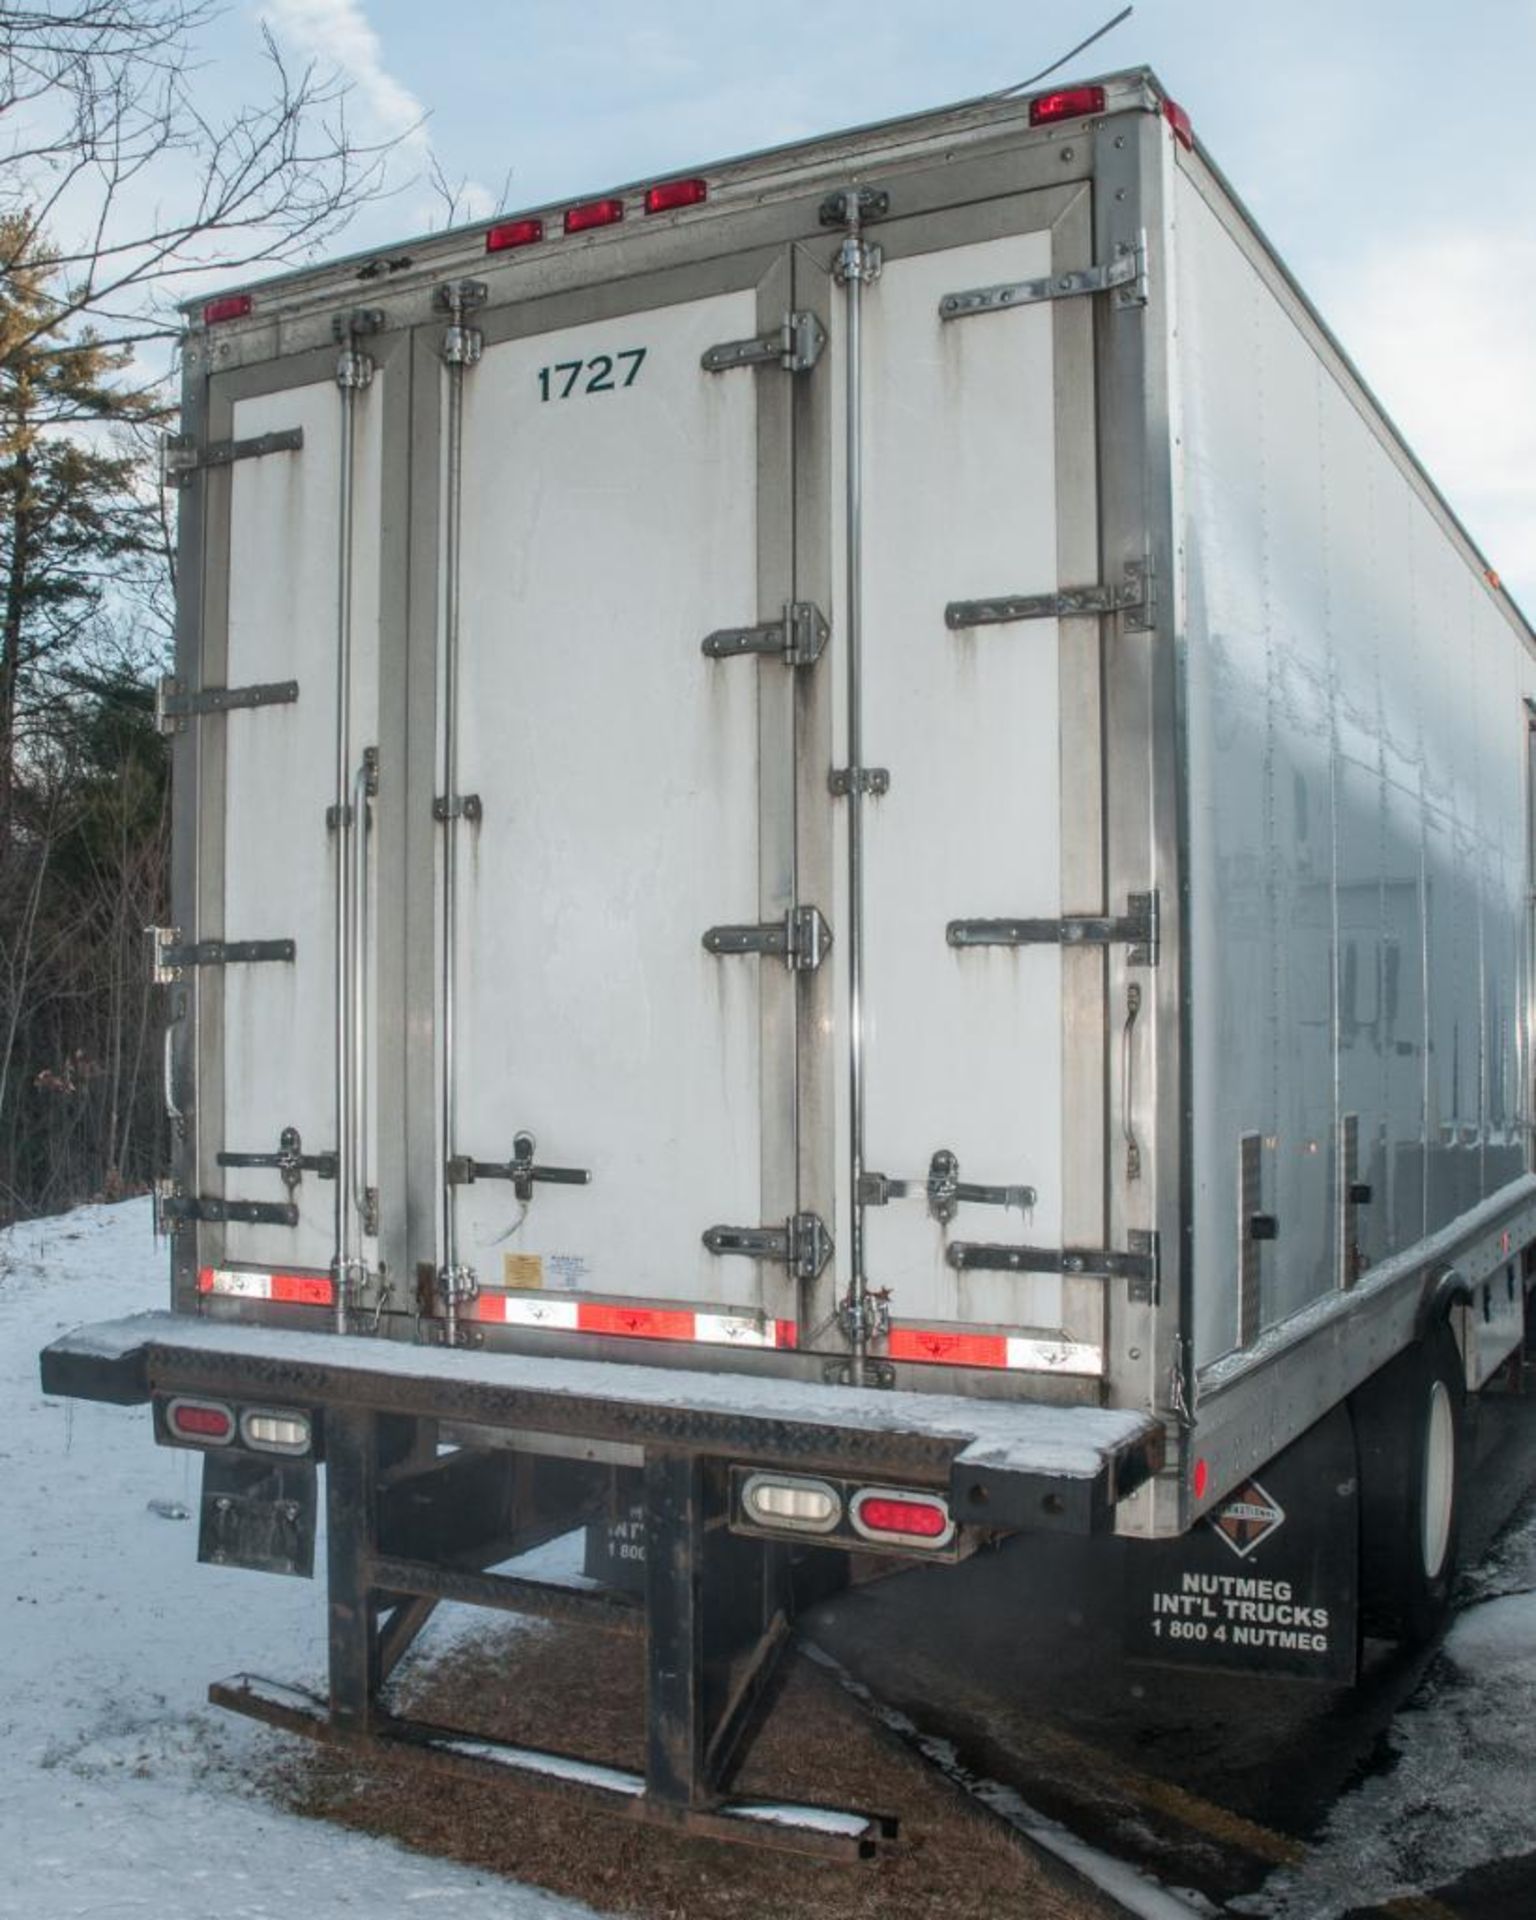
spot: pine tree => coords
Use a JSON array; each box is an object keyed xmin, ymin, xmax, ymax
[{"xmin": 0, "ymin": 217, "xmax": 166, "ymax": 826}]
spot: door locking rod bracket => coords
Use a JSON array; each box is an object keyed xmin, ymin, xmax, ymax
[
  {"xmin": 859, "ymin": 1148, "xmax": 1035, "ymax": 1226},
  {"xmin": 446, "ymin": 1131, "xmax": 591, "ymax": 1203}
]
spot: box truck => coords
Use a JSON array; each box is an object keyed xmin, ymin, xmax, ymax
[{"xmin": 43, "ymin": 67, "xmax": 1536, "ymax": 1853}]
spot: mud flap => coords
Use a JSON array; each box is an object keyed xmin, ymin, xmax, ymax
[
  {"xmin": 1122, "ymin": 1403, "xmax": 1359, "ymax": 1683},
  {"xmin": 198, "ymin": 1451, "xmax": 317, "ymax": 1577}
]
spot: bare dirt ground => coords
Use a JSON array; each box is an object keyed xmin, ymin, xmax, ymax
[{"xmin": 277, "ymin": 1617, "xmax": 1108, "ymax": 1920}]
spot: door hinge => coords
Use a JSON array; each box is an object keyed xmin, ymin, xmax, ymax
[
  {"xmin": 161, "ymin": 426, "xmax": 303, "ymax": 489},
  {"xmin": 860, "ymin": 1148, "xmax": 1035, "ymax": 1225},
  {"xmin": 703, "ymin": 904, "xmax": 831, "ymax": 971},
  {"xmin": 939, "ymin": 230, "xmax": 1148, "ymax": 321},
  {"xmin": 155, "ymin": 676, "xmax": 298, "ymax": 735},
  {"xmin": 702, "ymin": 600, "xmax": 829, "ymax": 667},
  {"xmin": 948, "ymin": 1229, "xmax": 1159, "ymax": 1302},
  {"xmin": 946, "ymin": 559, "xmax": 1150, "ymax": 633},
  {"xmin": 218, "ymin": 1126, "xmax": 336, "ymax": 1189},
  {"xmin": 445, "ymin": 1130, "xmax": 592, "ymax": 1202},
  {"xmin": 702, "ymin": 310, "xmax": 827, "ymax": 375},
  {"xmin": 703, "ymin": 1212, "xmax": 833, "ymax": 1282},
  {"xmin": 947, "ymin": 890, "xmax": 1159, "ymax": 966},
  {"xmin": 149, "ymin": 927, "xmax": 296, "ymax": 982},
  {"xmin": 829, "ymin": 766, "xmax": 890, "ymax": 797},
  {"xmin": 156, "ymin": 1185, "xmax": 299, "ymax": 1231}
]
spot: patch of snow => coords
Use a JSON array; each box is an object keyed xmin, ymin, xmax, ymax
[
  {"xmin": 1236, "ymin": 1586, "xmax": 1536, "ymax": 1918},
  {"xmin": 0, "ymin": 1199, "xmax": 598, "ymax": 1920}
]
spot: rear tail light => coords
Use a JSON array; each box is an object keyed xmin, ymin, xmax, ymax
[
  {"xmin": 485, "ymin": 216, "xmax": 544, "ymax": 253},
  {"xmin": 202, "ymin": 293, "xmax": 253, "ymax": 325},
  {"xmin": 1029, "ymin": 85, "xmax": 1106, "ymax": 128},
  {"xmin": 166, "ymin": 1398, "xmax": 234, "ymax": 1445},
  {"xmin": 644, "ymin": 177, "xmax": 707, "ymax": 214},
  {"xmin": 740, "ymin": 1473, "xmax": 841, "ymax": 1534},
  {"xmin": 241, "ymin": 1409, "xmax": 312, "ymax": 1455},
  {"xmin": 850, "ymin": 1488, "xmax": 954, "ymax": 1548},
  {"xmin": 564, "ymin": 196, "xmax": 625, "ymax": 234}
]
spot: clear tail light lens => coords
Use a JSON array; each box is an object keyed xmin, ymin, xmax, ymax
[
  {"xmin": 240, "ymin": 1409, "xmax": 312, "ymax": 1455},
  {"xmin": 740, "ymin": 1473, "xmax": 842, "ymax": 1534}
]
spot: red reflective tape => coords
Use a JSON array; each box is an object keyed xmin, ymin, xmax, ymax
[
  {"xmin": 888, "ymin": 1328, "xmax": 1008, "ymax": 1369},
  {"xmin": 775, "ymin": 1319, "xmax": 798, "ymax": 1350},
  {"xmin": 577, "ymin": 1303, "xmax": 695, "ymax": 1342},
  {"xmin": 270, "ymin": 1273, "xmax": 335, "ymax": 1307}
]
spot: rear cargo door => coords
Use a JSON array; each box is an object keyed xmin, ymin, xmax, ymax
[
  {"xmin": 193, "ymin": 341, "xmax": 392, "ymax": 1285},
  {"xmin": 835, "ymin": 186, "xmax": 1111, "ymax": 1374},
  {"xmin": 444, "ymin": 256, "xmax": 802, "ymax": 1325}
]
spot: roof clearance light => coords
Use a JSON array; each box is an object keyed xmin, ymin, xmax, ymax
[
  {"xmin": 1029, "ymin": 85, "xmax": 1107, "ymax": 128},
  {"xmin": 564, "ymin": 196, "xmax": 625, "ymax": 235},
  {"xmin": 166, "ymin": 1398, "xmax": 235, "ymax": 1445},
  {"xmin": 741, "ymin": 1473, "xmax": 842, "ymax": 1534},
  {"xmin": 203, "ymin": 293, "xmax": 253, "ymax": 326},
  {"xmin": 1193, "ymin": 1457, "xmax": 1210, "ymax": 1500},
  {"xmin": 644, "ymin": 177, "xmax": 708, "ymax": 215},
  {"xmin": 485, "ymin": 216, "xmax": 544, "ymax": 253},
  {"xmin": 1163, "ymin": 98, "xmax": 1195, "ymax": 150},
  {"xmin": 850, "ymin": 1489, "xmax": 955, "ymax": 1548},
  {"xmin": 241, "ymin": 1409, "xmax": 313, "ymax": 1455}
]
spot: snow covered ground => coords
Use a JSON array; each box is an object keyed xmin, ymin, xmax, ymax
[
  {"xmin": 0, "ymin": 1198, "xmax": 596, "ymax": 1920},
  {"xmin": 1239, "ymin": 1484, "xmax": 1536, "ymax": 1918}
]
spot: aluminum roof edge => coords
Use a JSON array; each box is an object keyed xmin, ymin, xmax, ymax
[{"xmin": 177, "ymin": 64, "xmax": 1163, "ymax": 321}]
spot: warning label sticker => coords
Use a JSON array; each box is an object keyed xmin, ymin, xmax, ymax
[
  {"xmin": 1208, "ymin": 1479, "xmax": 1285, "ymax": 1560},
  {"xmin": 502, "ymin": 1252, "xmax": 543, "ymax": 1290}
]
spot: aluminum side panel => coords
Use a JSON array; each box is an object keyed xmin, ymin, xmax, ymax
[
  {"xmin": 1176, "ymin": 164, "xmax": 1536, "ymax": 1373},
  {"xmin": 448, "ymin": 291, "xmax": 764, "ymax": 1304},
  {"xmin": 216, "ymin": 378, "xmax": 383, "ymax": 1273}
]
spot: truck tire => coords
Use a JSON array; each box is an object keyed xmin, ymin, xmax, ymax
[{"xmin": 1351, "ymin": 1324, "xmax": 1464, "ymax": 1646}]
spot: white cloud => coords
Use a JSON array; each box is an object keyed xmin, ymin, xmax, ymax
[
  {"xmin": 259, "ymin": 0, "xmax": 497, "ymax": 221},
  {"xmin": 1318, "ymin": 232, "xmax": 1536, "ymax": 615}
]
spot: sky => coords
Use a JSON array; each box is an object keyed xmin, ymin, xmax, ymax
[{"xmin": 195, "ymin": 1, "xmax": 1536, "ymax": 610}]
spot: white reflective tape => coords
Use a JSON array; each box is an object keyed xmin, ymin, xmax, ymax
[
  {"xmin": 694, "ymin": 1312, "xmax": 777, "ymax": 1348},
  {"xmin": 202, "ymin": 1267, "xmax": 272, "ymax": 1300},
  {"xmin": 489, "ymin": 1296, "xmax": 580, "ymax": 1330},
  {"xmin": 1005, "ymin": 1337, "xmax": 1103, "ymax": 1375}
]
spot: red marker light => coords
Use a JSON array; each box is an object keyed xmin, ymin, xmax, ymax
[
  {"xmin": 644, "ymin": 177, "xmax": 708, "ymax": 215},
  {"xmin": 203, "ymin": 293, "xmax": 253, "ymax": 326},
  {"xmin": 485, "ymin": 216, "xmax": 544, "ymax": 253},
  {"xmin": 564, "ymin": 197, "xmax": 625, "ymax": 235},
  {"xmin": 1163, "ymin": 98, "xmax": 1195, "ymax": 150},
  {"xmin": 1193, "ymin": 1457, "xmax": 1210, "ymax": 1500},
  {"xmin": 850, "ymin": 1489, "xmax": 955, "ymax": 1547},
  {"xmin": 166, "ymin": 1398, "xmax": 235, "ymax": 1444},
  {"xmin": 1029, "ymin": 85, "xmax": 1107, "ymax": 128}
]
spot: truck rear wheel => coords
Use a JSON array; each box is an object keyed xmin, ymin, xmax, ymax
[{"xmin": 1351, "ymin": 1324, "xmax": 1464, "ymax": 1647}]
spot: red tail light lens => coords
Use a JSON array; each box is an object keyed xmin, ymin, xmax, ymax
[
  {"xmin": 850, "ymin": 1489, "xmax": 954, "ymax": 1547},
  {"xmin": 166, "ymin": 1398, "xmax": 234, "ymax": 1444},
  {"xmin": 203, "ymin": 293, "xmax": 253, "ymax": 325},
  {"xmin": 486, "ymin": 216, "xmax": 544, "ymax": 253},
  {"xmin": 1029, "ymin": 85, "xmax": 1106, "ymax": 127},
  {"xmin": 644, "ymin": 177, "xmax": 707, "ymax": 214},
  {"xmin": 564, "ymin": 197, "xmax": 625, "ymax": 234}
]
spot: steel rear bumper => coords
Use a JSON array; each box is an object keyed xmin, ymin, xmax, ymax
[{"xmin": 40, "ymin": 1310, "xmax": 1163, "ymax": 1534}]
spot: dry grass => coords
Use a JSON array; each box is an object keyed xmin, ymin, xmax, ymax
[{"xmin": 274, "ymin": 1616, "xmax": 1107, "ymax": 1920}]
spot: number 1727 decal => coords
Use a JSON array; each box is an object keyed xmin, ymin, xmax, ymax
[{"xmin": 537, "ymin": 348, "xmax": 647, "ymax": 401}]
